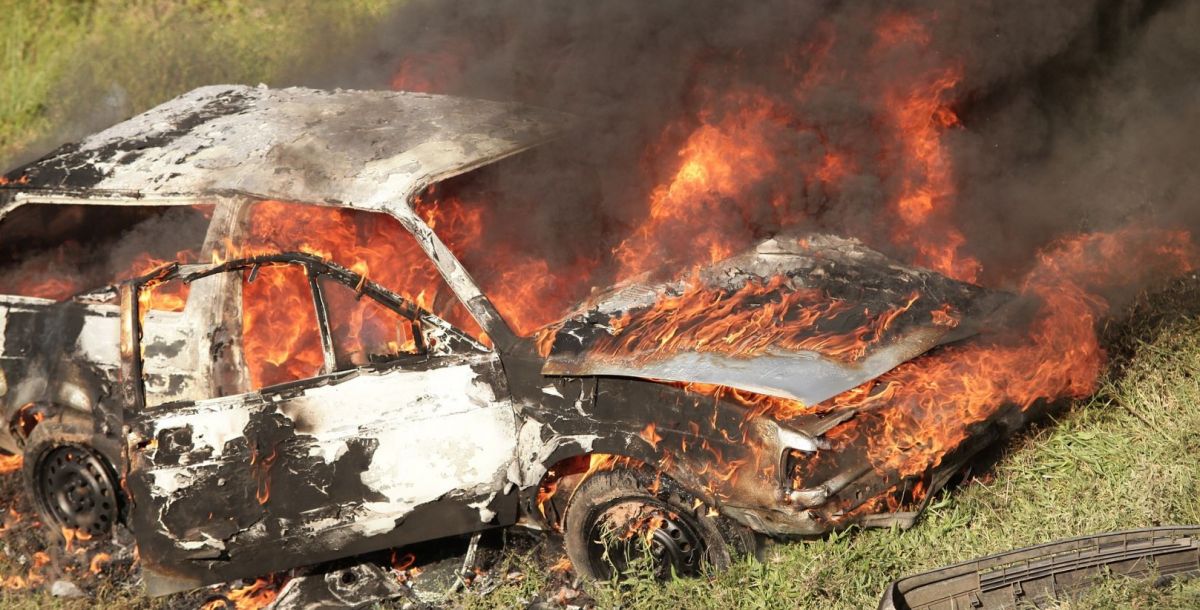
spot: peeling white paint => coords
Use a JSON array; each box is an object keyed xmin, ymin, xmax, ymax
[
  {"xmin": 516, "ymin": 419, "xmax": 598, "ymax": 487},
  {"xmin": 74, "ymin": 310, "xmax": 121, "ymax": 365},
  {"xmin": 54, "ymin": 382, "xmax": 91, "ymax": 411},
  {"xmin": 148, "ymin": 397, "xmax": 251, "ymax": 459},
  {"xmin": 151, "ymin": 470, "xmax": 189, "ymax": 496},
  {"xmin": 469, "ymin": 493, "xmax": 498, "ymax": 523},
  {"xmin": 141, "ymin": 355, "xmax": 521, "ymax": 560}
]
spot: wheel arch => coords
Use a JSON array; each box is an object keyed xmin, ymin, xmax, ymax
[{"xmin": 521, "ymin": 431, "xmax": 721, "ymax": 531}]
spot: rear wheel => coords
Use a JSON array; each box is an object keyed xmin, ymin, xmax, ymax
[
  {"xmin": 23, "ymin": 420, "xmax": 122, "ymax": 540},
  {"xmin": 563, "ymin": 468, "xmax": 754, "ymax": 581}
]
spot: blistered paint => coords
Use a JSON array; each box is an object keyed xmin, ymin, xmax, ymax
[
  {"xmin": 73, "ymin": 310, "xmax": 121, "ymax": 365},
  {"xmin": 279, "ymin": 365, "xmax": 517, "ymax": 509},
  {"xmin": 516, "ymin": 418, "xmax": 598, "ymax": 487},
  {"xmin": 145, "ymin": 396, "xmax": 252, "ymax": 459}
]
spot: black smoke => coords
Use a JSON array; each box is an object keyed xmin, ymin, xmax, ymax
[{"xmin": 296, "ymin": 0, "xmax": 1199, "ymax": 295}]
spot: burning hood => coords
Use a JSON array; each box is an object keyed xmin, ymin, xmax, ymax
[
  {"xmin": 1, "ymin": 85, "xmax": 570, "ymax": 211},
  {"xmin": 542, "ymin": 234, "xmax": 1012, "ymax": 405}
]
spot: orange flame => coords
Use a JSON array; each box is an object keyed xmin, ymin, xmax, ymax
[
  {"xmin": 873, "ymin": 14, "xmax": 980, "ymax": 282},
  {"xmin": 89, "ymin": 552, "xmax": 112, "ymax": 575},
  {"xmin": 0, "ymin": 454, "xmax": 22, "ymax": 474},
  {"xmin": 826, "ymin": 228, "xmax": 1197, "ymax": 478},
  {"xmin": 611, "ymin": 90, "xmax": 787, "ymax": 282},
  {"xmin": 231, "ymin": 200, "xmax": 485, "ymax": 387},
  {"xmin": 590, "ymin": 274, "xmax": 925, "ymax": 365},
  {"xmin": 250, "ymin": 444, "xmax": 279, "ymax": 505},
  {"xmin": 202, "ymin": 576, "xmax": 283, "ymax": 610}
]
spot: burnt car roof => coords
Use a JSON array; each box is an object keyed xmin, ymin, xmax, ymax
[
  {"xmin": 1, "ymin": 85, "xmax": 571, "ymax": 208},
  {"xmin": 542, "ymin": 233, "xmax": 1012, "ymax": 405}
]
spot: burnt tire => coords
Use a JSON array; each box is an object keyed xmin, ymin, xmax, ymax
[
  {"xmin": 22, "ymin": 419, "xmax": 123, "ymax": 540},
  {"xmin": 563, "ymin": 468, "xmax": 754, "ymax": 582}
]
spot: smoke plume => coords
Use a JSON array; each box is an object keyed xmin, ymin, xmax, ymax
[{"xmin": 297, "ymin": 0, "xmax": 1199, "ymax": 301}]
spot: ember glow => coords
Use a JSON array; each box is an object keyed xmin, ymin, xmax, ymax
[{"xmin": 202, "ymin": 576, "xmax": 284, "ymax": 610}]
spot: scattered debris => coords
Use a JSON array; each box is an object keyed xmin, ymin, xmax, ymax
[
  {"xmin": 49, "ymin": 579, "xmax": 84, "ymax": 598},
  {"xmin": 878, "ymin": 527, "xmax": 1200, "ymax": 610}
]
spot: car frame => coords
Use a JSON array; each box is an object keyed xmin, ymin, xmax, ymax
[{"xmin": 0, "ymin": 84, "xmax": 1018, "ymax": 594}]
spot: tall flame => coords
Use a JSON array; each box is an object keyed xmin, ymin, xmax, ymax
[{"xmin": 826, "ymin": 229, "xmax": 1197, "ymax": 477}]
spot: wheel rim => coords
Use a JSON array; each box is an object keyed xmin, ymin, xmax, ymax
[
  {"xmin": 585, "ymin": 499, "xmax": 705, "ymax": 580},
  {"xmin": 35, "ymin": 444, "xmax": 118, "ymax": 538}
]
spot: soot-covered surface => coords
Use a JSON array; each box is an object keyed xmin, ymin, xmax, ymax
[{"xmin": 543, "ymin": 233, "xmax": 1013, "ymax": 405}]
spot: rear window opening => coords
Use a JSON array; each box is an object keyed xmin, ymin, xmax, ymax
[{"xmin": 0, "ymin": 203, "xmax": 212, "ymax": 306}]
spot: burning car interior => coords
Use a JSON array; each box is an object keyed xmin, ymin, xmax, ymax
[{"xmin": 2, "ymin": 2, "xmax": 1200, "ymax": 608}]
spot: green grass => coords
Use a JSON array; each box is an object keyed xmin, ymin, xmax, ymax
[{"xmin": 0, "ymin": 0, "xmax": 395, "ymax": 168}]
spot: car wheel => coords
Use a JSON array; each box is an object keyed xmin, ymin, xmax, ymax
[
  {"xmin": 23, "ymin": 419, "xmax": 122, "ymax": 540},
  {"xmin": 562, "ymin": 467, "xmax": 754, "ymax": 581}
]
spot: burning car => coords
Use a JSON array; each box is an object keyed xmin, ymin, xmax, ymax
[{"xmin": 0, "ymin": 84, "xmax": 1064, "ymax": 595}]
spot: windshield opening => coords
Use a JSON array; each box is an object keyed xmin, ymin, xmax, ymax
[{"xmin": 411, "ymin": 147, "xmax": 606, "ymax": 336}]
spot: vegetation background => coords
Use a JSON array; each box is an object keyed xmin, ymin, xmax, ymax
[
  {"xmin": 2, "ymin": 1, "xmax": 1200, "ymax": 608},
  {"xmin": 0, "ymin": 0, "xmax": 393, "ymax": 168}
]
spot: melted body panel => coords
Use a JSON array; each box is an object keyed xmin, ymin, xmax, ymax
[
  {"xmin": 879, "ymin": 527, "xmax": 1200, "ymax": 610},
  {"xmin": 128, "ymin": 352, "xmax": 516, "ymax": 593},
  {"xmin": 1, "ymin": 85, "xmax": 571, "ymax": 212},
  {"xmin": 543, "ymin": 234, "xmax": 1010, "ymax": 404}
]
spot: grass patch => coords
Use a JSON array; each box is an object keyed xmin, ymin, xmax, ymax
[{"xmin": 0, "ymin": 0, "xmax": 395, "ymax": 167}]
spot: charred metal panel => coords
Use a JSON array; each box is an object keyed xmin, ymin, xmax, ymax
[
  {"xmin": 0, "ymin": 85, "xmax": 567, "ymax": 346},
  {"xmin": 126, "ymin": 351, "xmax": 519, "ymax": 593},
  {"xmin": 0, "ymin": 296, "xmax": 122, "ymax": 450},
  {"xmin": 2, "ymin": 85, "xmax": 571, "ymax": 214},
  {"xmin": 543, "ymin": 234, "xmax": 1011, "ymax": 405},
  {"xmin": 267, "ymin": 562, "xmax": 408, "ymax": 610},
  {"xmin": 879, "ymin": 527, "xmax": 1200, "ymax": 610},
  {"xmin": 141, "ymin": 309, "xmax": 206, "ymax": 407},
  {"xmin": 515, "ymin": 373, "xmax": 788, "ymax": 511}
]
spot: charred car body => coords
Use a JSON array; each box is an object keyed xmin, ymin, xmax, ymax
[{"xmin": 0, "ymin": 85, "xmax": 1018, "ymax": 593}]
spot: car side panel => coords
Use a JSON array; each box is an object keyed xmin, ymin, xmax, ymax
[{"xmin": 125, "ymin": 352, "xmax": 518, "ymax": 594}]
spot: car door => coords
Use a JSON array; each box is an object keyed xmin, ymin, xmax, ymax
[{"xmin": 122, "ymin": 258, "xmax": 519, "ymax": 595}]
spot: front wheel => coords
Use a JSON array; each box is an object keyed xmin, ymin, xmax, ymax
[
  {"xmin": 22, "ymin": 420, "xmax": 123, "ymax": 540},
  {"xmin": 562, "ymin": 468, "xmax": 754, "ymax": 581}
]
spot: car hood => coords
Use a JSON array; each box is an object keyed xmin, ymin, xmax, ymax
[{"xmin": 540, "ymin": 234, "xmax": 1012, "ymax": 406}]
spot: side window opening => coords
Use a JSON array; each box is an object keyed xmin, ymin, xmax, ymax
[
  {"xmin": 241, "ymin": 263, "xmax": 324, "ymax": 390},
  {"xmin": 319, "ymin": 277, "xmax": 425, "ymax": 370},
  {"xmin": 139, "ymin": 256, "xmax": 493, "ymax": 406},
  {"xmin": 241, "ymin": 200, "xmax": 487, "ymax": 343},
  {"xmin": 0, "ymin": 203, "xmax": 212, "ymax": 309}
]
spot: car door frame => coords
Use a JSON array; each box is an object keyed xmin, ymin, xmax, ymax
[{"xmin": 118, "ymin": 254, "xmax": 520, "ymax": 595}]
